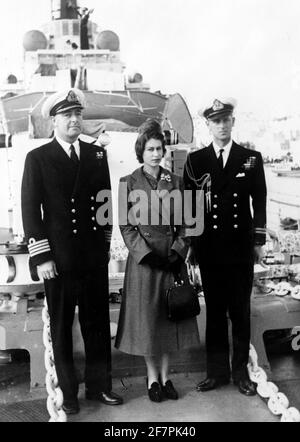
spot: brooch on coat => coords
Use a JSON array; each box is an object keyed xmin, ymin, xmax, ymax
[
  {"xmin": 96, "ymin": 151, "xmax": 104, "ymax": 161},
  {"xmin": 160, "ymin": 173, "xmax": 172, "ymax": 182},
  {"xmin": 243, "ymin": 156, "xmax": 256, "ymax": 170}
]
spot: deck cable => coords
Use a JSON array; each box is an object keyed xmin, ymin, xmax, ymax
[
  {"xmin": 42, "ymin": 298, "xmax": 67, "ymax": 422},
  {"xmin": 248, "ymin": 343, "xmax": 300, "ymax": 422}
]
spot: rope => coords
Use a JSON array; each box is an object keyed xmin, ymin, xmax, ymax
[
  {"xmin": 42, "ymin": 298, "xmax": 67, "ymax": 422},
  {"xmin": 248, "ymin": 344, "xmax": 300, "ymax": 422},
  {"xmin": 185, "ymin": 154, "xmax": 211, "ymax": 190},
  {"xmin": 185, "ymin": 154, "xmax": 212, "ymax": 212}
]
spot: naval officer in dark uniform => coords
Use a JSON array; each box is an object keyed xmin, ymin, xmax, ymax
[
  {"xmin": 184, "ymin": 98, "xmax": 267, "ymax": 396},
  {"xmin": 21, "ymin": 88, "xmax": 123, "ymax": 414}
]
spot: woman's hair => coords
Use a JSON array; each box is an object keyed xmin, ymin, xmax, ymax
[{"xmin": 135, "ymin": 119, "xmax": 166, "ymax": 164}]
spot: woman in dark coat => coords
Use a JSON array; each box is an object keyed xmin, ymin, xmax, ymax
[{"xmin": 115, "ymin": 120, "xmax": 200, "ymax": 402}]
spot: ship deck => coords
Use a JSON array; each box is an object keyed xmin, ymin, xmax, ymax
[
  {"xmin": 0, "ymin": 339, "xmax": 300, "ymax": 423},
  {"xmin": 1, "ymin": 273, "xmax": 300, "ymax": 422},
  {"xmin": 0, "ymin": 296, "xmax": 300, "ymax": 423}
]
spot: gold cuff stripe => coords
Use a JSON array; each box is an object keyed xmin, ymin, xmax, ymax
[{"xmin": 28, "ymin": 239, "xmax": 51, "ymax": 257}]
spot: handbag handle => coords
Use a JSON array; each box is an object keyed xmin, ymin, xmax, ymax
[{"xmin": 171, "ymin": 268, "xmax": 187, "ymax": 286}]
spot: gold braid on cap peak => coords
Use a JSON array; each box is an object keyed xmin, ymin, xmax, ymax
[
  {"xmin": 50, "ymin": 90, "xmax": 84, "ymax": 117},
  {"xmin": 203, "ymin": 99, "xmax": 235, "ymax": 120}
]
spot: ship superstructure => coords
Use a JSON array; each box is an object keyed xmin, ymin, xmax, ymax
[{"xmin": 0, "ymin": 0, "xmax": 193, "ymax": 336}]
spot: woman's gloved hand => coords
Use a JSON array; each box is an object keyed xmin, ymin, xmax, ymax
[
  {"xmin": 167, "ymin": 251, "xmax": 182, "ymax": 275},
  {"xmin": 141, "ymin": 252, "xmax": 169, "ymax": 269},
  {"xmin": 168, "ymin": 250, "xmax": 179, "ymax": 264}
]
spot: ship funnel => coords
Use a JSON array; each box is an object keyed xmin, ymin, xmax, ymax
[
  {"xmin": 51, "ymin": 0, "xmax": 79, "ymax": 20},
  {"xmin": 23, "ymin": 30, "xmax": 48, "ymax": 51}
]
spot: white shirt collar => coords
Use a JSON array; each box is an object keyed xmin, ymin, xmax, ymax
[
  {"xmin": 212, "ymin": 139, "xmax": 232, "ymax": 167},
  {"xmin": 55, "ymin": 135, "xmax": 80, "ymax": 159}
]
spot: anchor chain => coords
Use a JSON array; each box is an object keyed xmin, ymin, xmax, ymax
[
  {"xmin": 248, "ymin": 344, "xmax": 300, "ymax": 422},
  {"xmin": 42, "ymin": 298, "xmax": 67, "ymax": 422}
]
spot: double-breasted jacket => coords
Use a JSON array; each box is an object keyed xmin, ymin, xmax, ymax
[
  {"xmin": 184, "ymin": 141, "xmax": 267, "ymax": 265},
  {"xmin": 21, "ymin": 138, "xmax": 112, "ymax": 272}
]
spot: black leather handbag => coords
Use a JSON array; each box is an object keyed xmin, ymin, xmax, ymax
[{"xmin": 166, "ymin": 274, "xmax": 200, "ymax": 322}]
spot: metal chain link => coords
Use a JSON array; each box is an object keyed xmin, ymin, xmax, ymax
[
  {"xmin": 248, "ymin": 343, "xmax": 300, "ymax": 422},
  {"xmin": 42, "ymin": 298, "xmax": 67, "ymax": 422}
]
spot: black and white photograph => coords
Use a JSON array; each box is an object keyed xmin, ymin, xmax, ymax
[{"xmin": 0, "ymin": 0, "xmax": 300, "ymax": 425}]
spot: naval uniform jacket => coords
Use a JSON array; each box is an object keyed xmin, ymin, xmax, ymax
[
  {"xmin": 183, "ymin": 141, "xmax": 267, "ymax": 266},
  {"xmin": 21, "ymin": 138, "xmax": 112, "ymax": 273}
]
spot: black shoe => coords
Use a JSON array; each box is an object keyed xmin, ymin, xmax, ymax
[
  {"xmin": 234, "ymin": 378, "xmax": 257, "ymax": 396},
  {"xmin": 146, "ymin": 379, "xmax": 163, "ymax": 402},
  {"xmin": 196, "ymin": 377, "xmax": 230, "ymax": 392},
  {"xmin": 85, "ymin": 391, "xmax": 123, "ymax": 405},
  {"xmin": 62, "ymin": 399, "xmax": 80, "ymax": 415},
  {"xmin": 160, "ymin": 380, "xmax": 179, "ymax": 400}
]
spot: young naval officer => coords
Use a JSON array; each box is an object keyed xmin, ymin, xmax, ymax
[
  {"xmin": 184, "ymin": 98, "xmax": 267, "ymax": 396},
  {"xmin": 21, "ymin": 88, "xmax": 123, "ymax": 414}
]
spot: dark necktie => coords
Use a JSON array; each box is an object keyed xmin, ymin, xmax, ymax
[
  {"xmin": 70, "ymin": 144, "xmax": 79, "ymax": 165},
  {"xmin": 218, "ymin": 148, "xmax": 224, "ymax": 169}
]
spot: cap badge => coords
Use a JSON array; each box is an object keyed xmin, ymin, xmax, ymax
[
  {"xmin": 212, "ymin": 99, "xmax": 224, "ymax": 111},
  {"xmin": 67, "ymin": 90, "xmax": 78, "ymax": 103}
]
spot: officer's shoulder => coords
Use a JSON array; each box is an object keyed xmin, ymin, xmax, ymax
[
  {"xmin": 188, "ymin": 146, "xmax": 207, "ymax": 161},
  {"xmin": 80, "ymin": 139, "xmax": 106, "ymax": 153},
  {"xmin": 236, "ymin": 143, "xmax": 262, "ymax": 159},
  {"xmin": 26, "ymin": 140, "xmax": 54, "ymax": 159}
]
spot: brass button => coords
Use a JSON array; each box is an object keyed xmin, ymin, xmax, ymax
[
  {"xmin": 234, "ymin": 224, "xmax": 238, "ymax": 229},
  {"xmin": 213, "ymin": 215, "xmax": 218, "ymax": 219},
  {"xmin": 213, "ymin": 204, "xmax": 218, "ymax": 209},
  {"xmin": 234, "ymin": 214, "xmax": 238, "ymax": 218},
  {"xmin": 91, "ymin": 217, "xmax": 96, "ymax": 221},
  {"xmin": 214, "ymin": 194, "xmax": 218, "ymax": 198},
  {"xmin": 73, "ymin": 229, "xmax": 77, "ymax": 234},
  {"xmin": 71, "ymin": 199, "xmax": 75, "ymax": 203},
  {"xmin": 93, "ymin": 227, "xmax": 97, "ymax": 231},
  {"xmin": 213, "ymin": 225, "xmax": 218, "ymax": 229},
  {"xmin": 91, "ymin": 196, "xmax": 95, "ymax": 201},
  {"xmin": 72, "ymin": 219, "xmax": 77, "ymax": 223},
  {"xmin": 72, "ymin": 209, "xmax": 76, "ymax": 213},
  {"xmin": 233, "ymin": 193, "xmax": 238, "ymax": 197},
  {"xmin": 234, "ymin": 204, "xmax": 237, "ymax": 208}
]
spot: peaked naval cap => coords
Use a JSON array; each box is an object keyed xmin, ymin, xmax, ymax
[
  {"xmin": 200, "ymin": 97, "xmax": 237, "ymax": 120},
  {"xmin": 41, "ymin": 88, "xmax": 86, "ymax": 119}
]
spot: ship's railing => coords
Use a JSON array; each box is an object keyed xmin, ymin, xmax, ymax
[
  {"xmin": 36, "ymin": 49, "xmax": 111, "ymax": 55},
  {"xmin": 26, "ymin": 50, "xmax": 122, "ymax": 67},
  {"xmin": 31, "ymin": 50, "xmax": 123, "ymax": 71}
]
